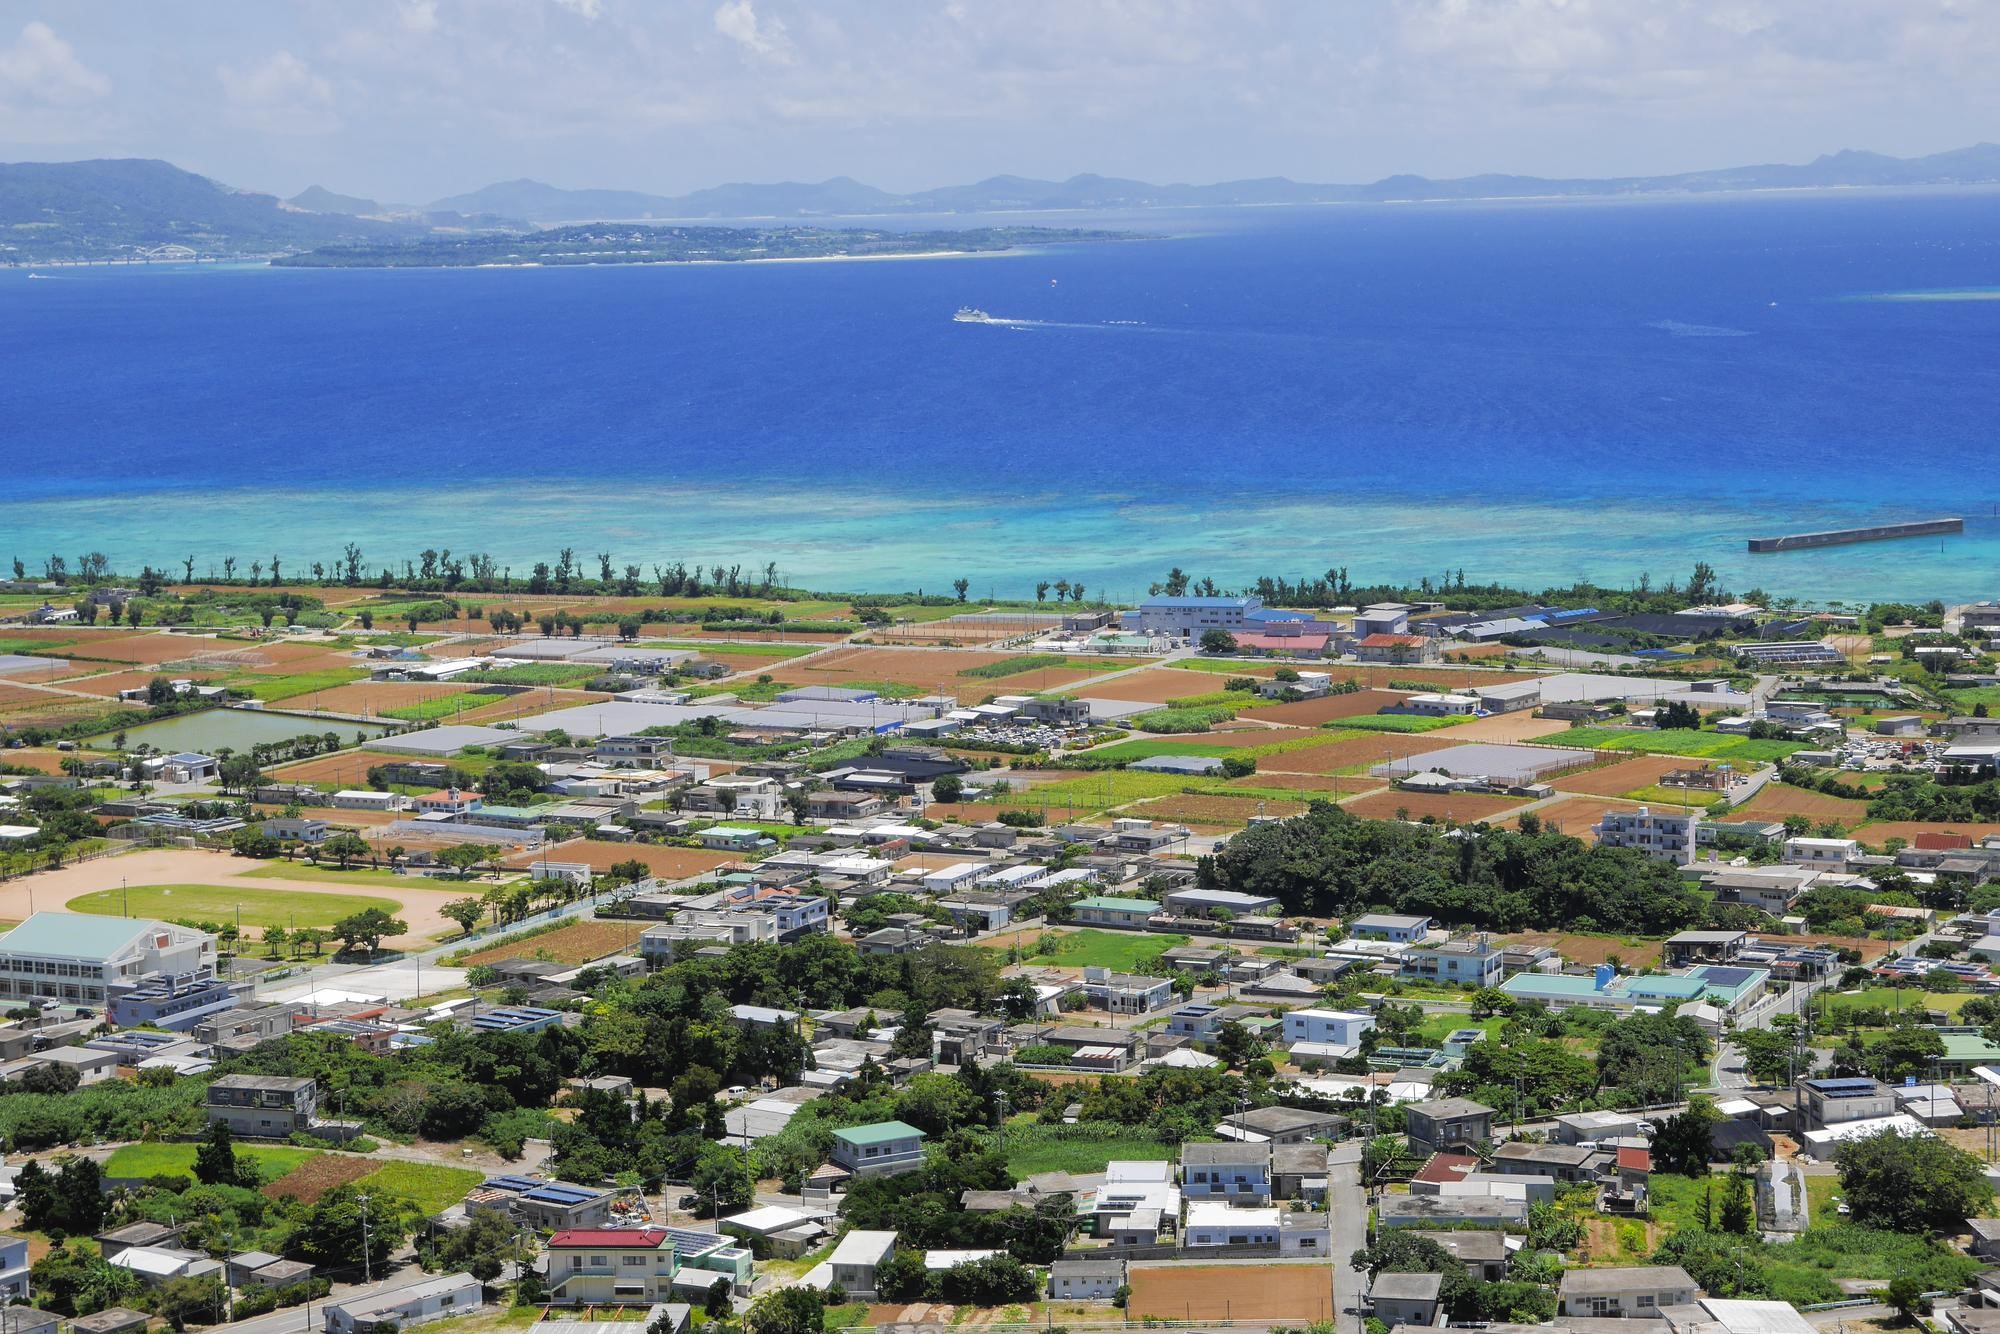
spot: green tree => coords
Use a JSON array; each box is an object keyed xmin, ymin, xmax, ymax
[
  {"xmin": 747, "ymin": 1283, "xmax": 825, "ymax": 1334},
  {"xmin": 1728, "ymin": 1027, "xmax": 1799, "ymax": 1087},
  {"xmin": 1834, "ymin": 1127, "xmax": 1994, "ymax": 1233},
  {"xmin": 331, "ymin": 907, "xmax": 408, "ymax": 956},
  {"xmin": 440, "ymin": 897, "xmax": 485, "ymax": 936},
  {"xmin": 437, "ymin": 1205, "xmax": 517, "ymax": 1282},
  {"xmin": 192, "ymin": 1118, "xmax": 244, "ymax": 1187},
  {"xmin": 1651, "ymin": 1099, "xmax": 1720, "ymax": 1177},
  {"xmin": 1199, "ymin": 628, "xmax": 1238, "ymax": 654},
  {"xmin": 931, "ymin": 772, "xmax": 963, "ymax": 804},
  {"xmin": 322, "ymin": 832, "xmax": 370, "ymax": 869}
]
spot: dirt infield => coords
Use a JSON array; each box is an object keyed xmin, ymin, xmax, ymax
[
  {"xmin": 1553, "ymin": 754, "xmax": 1699, "ymax": 797},
  {"xmin": 1341, "ymin": 788, "xmax": 1532, "ymax": 823},
  {"xmin": 1128, "ymin": 1263, "xmax": 1338, "ymax": 1323},
  {"xmin": 1238, "ymin": 688, "xmax": 1409, "ymax": 726},
  {"xmin": 0, "ymin": 848, "xmax": 470, "ymax": 941},
  {"xmin": 1732, "ymin": 783, "xmax": 1873, "ymax": 825},
  {"xmin": 501, "ymin": 840, "xmax": 739, "ymax": 877}
]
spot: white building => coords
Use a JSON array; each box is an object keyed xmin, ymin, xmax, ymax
[
  {"xmin": 1785, "ymin": 837, "xmax": 1861, "ymax": 870},
  {"xmin": 0, "ymin": 913, "xmax": 216, "ymax": 1008},
  {"xmin": 1593, "ymin": 806, "xmax": 1700, "ymax": 866},
  {"xmin": 1183, "ymin": 1203, "xmax": 1281, "ymax": 1247},
  {"xmin": 1281, "ymin": 1008, "xmax": 1375, "ymax": 1049},
  {"xmin": 324, "ymin": 1273, "xmax": 481, "ymax": 1334}
]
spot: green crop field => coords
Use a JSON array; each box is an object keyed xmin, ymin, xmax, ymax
[
  {"xmin": 996, "ymin": 770, "xmax": 1198, "ymax": 814},
  {"xmin": 1075, "ymin": 738, "xmax": 1257, "ymax": 763},
  {"xmin": 1554, "ymin": 726, "xmax": 1805, "ymax": 763},
  {"xmin": 1011, "ymin": 928, "xmax": 1188, "ymax": 972},
  {"xmin": 1323, "ymin": 715, "xmax": 1467, "ymax": 734},
  {"xmin": 105, "ymin": 1143, "xmax": 318, "ymax": 1182},
  {"xmin": 66, "ymin": 883, "xmax": 404, "ymax": 929},
  {"xmin": 381, "ymin": 693, "xmax": 496, "ymax": 722},
  {"xmin": 354, "ymin": 1160, "xmax": 484, "ymax": 1214},
  {"xmin": 978, "ymin": 1129, "xmax": 1185, "ymax": 1177},
  {"xmin": 231, "ymin": 668, "xmax": 370, "ymax": 703},
  {"xmin": 459, "ymin": 663, "xmax": 602, "ymax": 687}
]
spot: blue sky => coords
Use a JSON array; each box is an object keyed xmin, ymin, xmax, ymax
[{"xmin": 1, "ymin": 1, "xmax": 1994, "ymax": 202}]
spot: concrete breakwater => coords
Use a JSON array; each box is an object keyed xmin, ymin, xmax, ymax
[{"xmin": 1748, "ymin": 517, "xmax": 1963, "ymax": 552}]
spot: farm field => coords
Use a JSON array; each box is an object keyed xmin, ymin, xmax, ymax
[
  {"xmin": 262, "ymin": 1153, "xmax": 377, "ymax": 1203},
  {"xmin": 500, "ymin": 840, "xmax": 738, "ymax": 877},
  {"xmin": 353, "ymin": 1160, "xmax": 486, "ymax": 1214},
  {"xmin": 1554, "ymin": 726, "xmax": 1805, "ymax": 763},
  {"xmin": 1731, "ymin": 784, "xmax": 1873, "ymax": 825},
  {"xmin": 1497, "ymin": 931, "xmax": 1664, "ymax": 970},
  {"xmin": 636, "ymin": 640, "xmax": 826, "ymax": 664},
  {"xmin": 1233, "ymin": 771, "xmax": 1370, "ymax": 794},
  {"xmin": 57, "ymin": 668, "xmax": 217, "ymax": 698},
  {"xmin": 461, "ymin": 918, "xmax": 645, "ymax": 965},
  {"xmin": 230, "ymin": 668, "xmax": 373, "ymax": 703},
  {"xmin": 1340, "ymin": 789, "xmax": 1530, "ymax": 823},
  {"xmin": 0, "ymin": 747, "xmax": 69, "ymax": 773},
  {"xmin": 761, "ymin": 647, "xmax": 1018, "ymax": 695},
  {"xmin": 1128, "ymin": 1263, "xmax": 1341, "ymax": 1324},
  {"xmin": 993, "ymin": 770, "xmax": 1200, "ymax": 817},
  {"xmin": 67, "ymin": 883, "xmax": 403, "ymax": 929},
  {"xmin": 1445, "ymin": 711, "xmax": 1580, "ymax": 742},
  {"xmin": 284, "ymin": 680, "xmax": 485, "ymax": 717},
  {"xmin": 1282, "ymin": 731, "xmax": 1461, "ymax": 774},
  {"xmin": 1237, "ymin": 689, "xmax": 1409, "ymax": 726},
  {"xmin": 265, "ymin": 749, "xmax": 437, "ymax": 784},
  {"xmin": 105, "ymin": 1142, "xmax": 318, "ymax": 1181},
  {"xmin": 1127, "ymin": 792, "xmax": 1309, "ymax": 827},
  {"xmin": 1061, "ymin": 668, "xmax": 1236, "ymax": 704},
  {"xmin": 1551, "ymin": 754, "xmax": 1695, "ymax": 797},
  {"xmin": 1852, "ymin": 821, "xmax": 2000, "ymax": 847}
]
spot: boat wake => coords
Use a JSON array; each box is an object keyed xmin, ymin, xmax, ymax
[
  {"xmin": 956, "ymin": 311, "xmax": 1171, "ymax": 334},
  {"xmin": 1647, "ymin": 319, "xmax": 1751, "ymax": 338}
]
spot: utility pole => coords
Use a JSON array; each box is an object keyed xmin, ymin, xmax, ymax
[
  {"xmin": 996, "ymin": 1089, "xmax": 1010, "ymax": 1158},
  {"xmin": 358, "ymin": 1192, "xmax": 372, "ymax": 1285}
]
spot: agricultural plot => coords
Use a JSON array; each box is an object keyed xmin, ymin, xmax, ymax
[
  {"xmin": 1551, "ymin": 754, "xmax": 1693, "ymax": 797},
  {"xmin": 1341, "ymin": 789, "xmax": 1530, "ymax": 823},
  {"xmin": 462, "ymin": 919, "xmax": 643, "ymax": 966},
  {"xmin": 1237, "ymin": 688, "xmax": 1409, "ymax": 726},
  {"xmin": 1501, "ymin": 796, "xmax": 1656, "ymax": 837},
  {"xmin": 1062, "ymin": 668, "xmax": 1235, "ymax": 704},
  {"xmin": 1731, "ymin": 784, "xmax": 1873, "ymax": 825},
  {"xmin": 1129, "ymin": 1264, "xmax": 1339, "ymax": 1324},
  {"xmin": 264, "ymin": 749, "xmax": 433, "ymax": 783},
  {"xmin": 262, "ymin": 1153, "xmax": 377, "ymax": 1203},
  {"xmin": 353, "ymin": 1161, "xmax": 485, "ymax": 1214},
  {"xmin": 106, "ymin": 1142, "xmax": 318, "ymax": 1182},
  {"xmin": 1282, "ymin": 731, "xmax": 1462, "ymax": 774},
  {"xmin": 764, "ymin": 647, "xmax": 1016, "ymax": 695},
  {"xmin": 1128, "ymin": 792, "xmax": 1310, "ymax": 826},
  {"xmin": 1852, "ymin": 821, "xmax": 2000, "ymax": 847},
  {"xmin": 1555, "ymin": 726, "xmax": 1805, "ymax": 763}
]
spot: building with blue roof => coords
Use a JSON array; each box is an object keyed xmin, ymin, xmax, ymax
[
  {"xmin": 478, "ymin": 1174, "xmax": 616, "ymax": 1229},
  {"xmin": 466, "ymin": 1005, "xmax": 566, "ymax": 1035}
]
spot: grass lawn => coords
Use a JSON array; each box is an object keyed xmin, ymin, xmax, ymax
[
  {"xmin": 241, "ymin": 863, "xmax": 441, "ymax": 889},
  {"xmin": 1816, "ymin": 986, "xmax": 1973, "ymax": 1018},
  {"xmin": 354, "ymin": 1160, "xmax": 484, "ymax": 1214},
  {"xmin": 823, "ymin": 1306, "xmax": 870, "ymax": 1331},
  {"xmin": 985, "ymin": 1131, "xmax": 1184, "ymax": 1177},
  {"xmin": 231, "ymin": 668, "xmax": 369, "ymax": 703},
  {"xmin": 66, "ymin": 883, "xmax": 404, "ymax": 929},
  {"xmin": 1620, "ymin": 785, "xmax": 1717, "ymax": 810},
  {"xmin": 1804, "ymin": 1173, "xmax": 1841, "ymax": 1224},
  {"xmin": 105, "ymin": 1142, "xmax": 318, "ymax": 1181},
  {"xmin": 1016, "ymin": 928, "xmax": 1188, "ymax": 972},
  {"xmin": 1413, "ymin": 1013, "xmax": 1506, "ymax": 1045}
]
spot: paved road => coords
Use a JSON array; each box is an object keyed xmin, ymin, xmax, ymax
[{"xmin": 1328, "ymin": 1141, "xmax": 1365, "ymax": 1334}]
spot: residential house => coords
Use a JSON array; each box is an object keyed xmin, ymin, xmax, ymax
[
  {"xmin": 544, "ymin": 1228, "xmax": 678, "ymax": 1304},
  {"xmin": 478, "ymin": 1175, "xmax": 616, "ymax": 1231},
  {"xmin": 1347, "ymin": 913, "xmax": 1432, "ymax": 943},
  {"xmin": 1182, "ymin": 1142, "xmax": 1272, "ymax": 1204},
  {"xmin": 1489, "ymin": 1141, "xmax": 1603, "ymax": 1184},
  {"xmin": 1163, "ymin": 887, "xmax": 1281, "ymax": 919},
  {"xmin": 1785, "ymin": 837, "xmax": 1862, "ymax": 870},
  {"xmin": 1080, "ymin": 967, "xmax": 1174, "ymax": 1015},
  {"xmin": 822, "ymin": 1230, "xmax": 898, "ymax": 1299},
  {"xmin": 206, "ymin": 1074, "xmax": 322, "ymax": 1138},
  {"xmin": 1797, "ymin": 1076, "xmax": 1898, "ymax": 1130},
  {"xmin": 829, "ymin": 1122, "xmax": 926, "ymax": 1178},
  {"xmin": 1047, "ymin": 1258, "xmax": 1125, "ymax": 1302},
  {"xmin": 1072, "ymin": 896, "xmax": 1160, "ymax": 929},
  {"xmin": 1663, "ymin": 931, "xmax": 1749, "ymax": 967},
  {"xmin": 322, "ymin": 1273, "xmax": 482, "ymax": 1332},
  {"xmin": 1182, "ymin": 1202, "xmax": 1280, "ymax": 1247},
  {"xmin": 1403, "ymin": 1098, "xmax": 1495, "ymax": 1154},
  {"xmin": 1558, "ymin": 1266, "xmax": 1699, "ymax": 1319},
  {"xmin": 1400, "ymin": 939, "xmax": 1502, "ymax": 987},
  {"xmin": 1405, "ymin": 1231, "xmax": 1508, "ymax": 1281},
  {"xmin": 1272, "ymin": 1143, "xmax": 1331, "ymax": 1202},
  {"xmin": 1593, "ymin": 806, "xmax": 1700, "ymax": 866},
  {"xmin": 1225, "ymin": 1105, "xmax": 1346, "ymax": 1145},
  {"xmin": 1354, "ymin": 634, "xmax": 1437, "ymax": 664},
  {"xmin": 1281, "ymin": 1007, "xmax": 1375, "ymax": 1056},
  {"xmin": 1370, "ymin": 1272, "xmax": 1444, "ymax": 1328},
  {"xmin": 1278, "ymin": 1211, "xmax": 1331, "ymax": 1256}
]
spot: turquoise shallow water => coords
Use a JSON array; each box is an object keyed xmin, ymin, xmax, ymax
[{"xmin": 9, "ymin": 190, "xmax": 2000, "ymax": 604}]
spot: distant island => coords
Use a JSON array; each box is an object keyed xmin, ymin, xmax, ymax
[
  {"xmin": 268, "ymin": 223, "xmax": 1132, "ymax": 269},
  {"xmin": 8, "ymin": 142, "xmax": 2000, "ymax": 263}
]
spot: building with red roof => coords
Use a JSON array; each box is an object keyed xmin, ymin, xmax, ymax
[{"xmin": 545, "ymin": 1227, "xmax": 677, "ymax": 1303}]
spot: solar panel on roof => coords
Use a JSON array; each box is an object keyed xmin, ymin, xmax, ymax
[{"xmin": 1696, "ymin": 966, "xmax": 1756, "ymax": 986}]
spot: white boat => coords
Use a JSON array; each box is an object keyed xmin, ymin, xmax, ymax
[{"xmin": 953, "ymin": 307, "xmax": 995, "ymax": 323}]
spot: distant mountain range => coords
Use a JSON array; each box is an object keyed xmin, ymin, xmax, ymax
[
  {"xmin": 8, "ymin": 144, "xmax": 2000, "ymax": 262},
  {"xmin": 408, "ymin": 142, "xmax": 2000, "ymax": 224}
]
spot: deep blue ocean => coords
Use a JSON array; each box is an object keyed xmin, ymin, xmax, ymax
[{"xmin": 8, "ymin": 189, "xmax": 2000, "ymax": 603}]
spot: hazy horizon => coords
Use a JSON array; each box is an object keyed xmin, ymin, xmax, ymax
[{"xmin": 1, "ymin": 2, "xmax": 1994, "ymax": 205}]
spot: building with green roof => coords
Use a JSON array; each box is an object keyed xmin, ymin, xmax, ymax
[
  {"xmin": 0, "ymin": 912, "xmax": 219, "ymax": 1017},
  {"xmin": 1501, "ymin": 962, "xmax": 1767, "ymax": 1018},
  {"xmin": 1072, "ymin": 897, "xmax": 1161, "ymax": 929}
]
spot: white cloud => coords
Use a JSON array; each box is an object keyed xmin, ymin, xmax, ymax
[
  {"xmin": 217, "ymin": 50, "xmax": 334, "ymax": 131},
  {"xmin": 554, "ymin": 0, "xmax": 604, "ymax": 20},
  {"xmin": 714, "ymin": 0, "xmax": 791, "ymax": 60},
  {"xmin": 0, "ymin": 20, "xmax": 110, "ymax": 104},
  {"xmin": 400, "ymin": 1, "xmax": 440, "ymax": 35}
]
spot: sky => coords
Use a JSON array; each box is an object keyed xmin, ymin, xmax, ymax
[{"xmin": 1, "ymin": 0, "xmax": 1996, "ymax": 204}]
